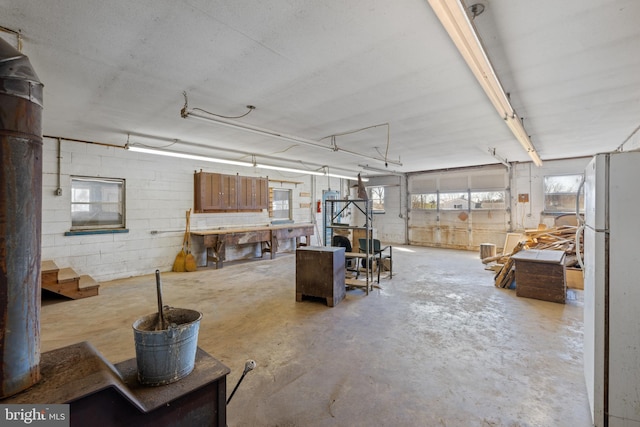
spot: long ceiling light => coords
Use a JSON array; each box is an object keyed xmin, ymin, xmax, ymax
[
  {"xmin": 255, "ymin": 163, "xmax": 324, "ymax": 176},
  {"xmin": 127, "ymin": 145, "xmax": 366, "ymax": 181},
  {"xmin": 127, "ymin": 146, "xmax": 253, "ymax": 167},
  {"xmin": 181, "ymin": 105, "xmax": 402, "ymax": 167},
  {"xmin": 427, "ymin": 0, "xmax": 543, "ymax": 166}
]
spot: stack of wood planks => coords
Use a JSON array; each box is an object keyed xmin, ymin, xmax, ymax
[
  {"xmin": 485, "ymin": 225, "xmax": 583, "ymax": 288},
  {"xmin": 492, "ymin": 241, "xmax": 525, "ymax": 288}
]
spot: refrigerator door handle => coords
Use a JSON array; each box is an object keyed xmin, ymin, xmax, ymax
[
  {"xmin": 576, "ymin": 174, "xmax": 585, "ymax": 226},
  {"xmin": 576, "ymin": 225, "xmax": 585, "ymax": 271}
]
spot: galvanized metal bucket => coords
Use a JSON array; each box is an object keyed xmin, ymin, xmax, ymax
[{"xmin": 132, "ymin": 308, "xmax": 202, "ymax": 386}]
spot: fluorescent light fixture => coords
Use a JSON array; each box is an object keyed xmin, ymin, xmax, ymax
[
  {"xmin": 428, "ymin": 0, "xmax": 542, "ymax": 166},
  {"xmin": 127, "ymin": 146, "xmax": 253, "ymax": 167},
  {"xmin": 182, "ymin": 108, "xmax": 402, "ymax": 166},
  {"xmin": 127, "ymin": 145, "xmax": 366, "ymax": 180},
  {"xmin": 254, "ymin": 163, "xmax": 325, "ymax": 176}
]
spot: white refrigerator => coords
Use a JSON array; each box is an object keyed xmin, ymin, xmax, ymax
[{"xmin": 583, "ymin": 151, "xmax": 640, "ymax": 426}]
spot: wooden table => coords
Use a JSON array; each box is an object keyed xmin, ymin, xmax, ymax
[{"xmin": 191, "ymin": 223, "xmax": 313, "ymax": 268}]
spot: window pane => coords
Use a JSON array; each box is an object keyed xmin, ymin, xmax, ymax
[
  {"xmin": 271, "ymin": 189, "xmax": 292, "ymax": 219},
  {"xmin": 71, "ymin": 177, "xmax": 125, "ymax": 229},
  {"xmin": 411, "ymin": 193, "xmax": 437, "ymax": 210},
  {"xmin": 368, "ymin": 186, "xmax": 385, "ymax": 211},
  {"xmin": 544, "ymin": 174, "xmax": 584, "ymax": 213},
  {"xmin": 471, "ymin": 191, "xmax": 505, "ymax": 209},
  {"xmin": 439, "ymin": 192, "xmax": 468, "ymax": 210}
]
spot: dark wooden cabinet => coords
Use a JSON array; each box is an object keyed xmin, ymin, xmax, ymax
[
  {"xmin": 237, "ymin": 176, "xmax": 268, "ymax": 210},
  {"xmin": 195, "ymin": 172, "xmax": 237, "ymax": 211},
  {"xmin": 194, "ymin": 172, "xmax": 268, "ymax": 213},
  {"xmin": 295, "ymin": 246, "xmax": 346, "ymax": 307}
]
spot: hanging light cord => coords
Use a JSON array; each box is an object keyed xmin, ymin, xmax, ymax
[
  {"xmin": 183, "ymin": 91, "xmax": 255, "ymax": 119},
  {"xmin": 126, "ymin": 133, "xmax": 178, "ymax": 149},
  {"xmin": 319, "ymin": 122, "xmax": 392, "ymax": 167}
]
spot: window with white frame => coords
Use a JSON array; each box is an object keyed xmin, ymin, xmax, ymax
[
  {"xmin": 270, "ymin": 188, "xmax": 292, "ymax": 219},
  {"xmin": 71, "ymin": 177, "xmax": 125, "ymax": 230},
  {"xmin": 543, "ymin": 174, "xmax": 584, "ymax": 214}
]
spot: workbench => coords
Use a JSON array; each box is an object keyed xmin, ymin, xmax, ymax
[{"xmin": 191, "ymin": 223, "xmax": 313, "ymax": 268}]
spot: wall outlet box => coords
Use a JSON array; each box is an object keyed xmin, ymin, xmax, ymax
[{"xmin": 518, "ymin": 193, "xmax": 529, "ymax": 203}]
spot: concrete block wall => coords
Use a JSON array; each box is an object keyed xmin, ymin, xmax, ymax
[
  {"xmin": 41, "ymin": 138, "xmax": 318, "ymax": 282},
  {"xmin": 510, "ymin": 157, "xmax": 591, "ymax": 230}
]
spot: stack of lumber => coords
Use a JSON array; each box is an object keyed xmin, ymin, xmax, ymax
[
  {"xmin": 485, "ymin": 225, "xmax": 583, "ymax": 288},
  {"xmin": 493, "ymin": 241, "xmax": 525, "ymax": 288},
  {"xmin": 523, "ymin": 225, "xmax": 580, "ymax": 256}
]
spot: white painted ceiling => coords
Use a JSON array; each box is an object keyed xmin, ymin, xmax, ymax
[{"xmin": 2, "ymin": 0, "xmax": 639, "ymax": 176}]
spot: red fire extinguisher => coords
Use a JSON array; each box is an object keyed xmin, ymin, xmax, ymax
[{"xmin": 317, "ymin": 200, "xmax": 322, "ymax": 213}]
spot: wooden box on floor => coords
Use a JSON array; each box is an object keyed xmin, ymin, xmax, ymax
[
  {"xmin": 511, "ymin": 249, "xmax": 566, "ymax": 304},
  {"xmin": 296, "ymin": 246, "xmax": 345, "ymax": 307}
]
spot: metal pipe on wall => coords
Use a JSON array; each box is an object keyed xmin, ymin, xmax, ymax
[{"xmin": 0, "ymin": 37, "xmax": 44, "ymax": 398}]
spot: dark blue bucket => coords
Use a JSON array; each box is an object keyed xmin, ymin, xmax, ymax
[{"xmin": 132, "ymin": 308, "xmax": 202, "ymax": 386}]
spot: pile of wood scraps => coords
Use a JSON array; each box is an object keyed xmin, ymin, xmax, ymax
[
  {"xmin": 484, "ymin": 225, "xmax": 584, "ymax": 288},
  {"xmin": 492, "ymin": 241, "xmax": 525, "ymax": 288},
  {"xmin": 524, "ymin": 225, "xmax": 581, "ymax": 254}
]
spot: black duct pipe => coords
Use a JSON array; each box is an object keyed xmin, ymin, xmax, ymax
[{"xmin": 0, "ymin": 36, "xmax": 44, "ymax": 398}]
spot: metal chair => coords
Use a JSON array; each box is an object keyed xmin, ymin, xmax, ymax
[{"xmin": 358, "ymin": 238, "xmax": 393, "ymax": 282}]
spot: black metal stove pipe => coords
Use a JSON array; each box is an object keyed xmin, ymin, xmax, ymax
[{"xmin": 0, "ymin": 36, "xmax": 44, "ymax": 398}]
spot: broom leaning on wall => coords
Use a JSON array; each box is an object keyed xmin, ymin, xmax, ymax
[
  {"xmin": 172, "ymin": 209, "xmax": 195, "ymax": 272},
  {"xmin": 184, "ymin": 209, "xmax": 197, "ymax": 272}
]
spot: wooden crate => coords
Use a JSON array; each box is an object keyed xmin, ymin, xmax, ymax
[{"xmin": 512, "ymin": 249, "xmax": 566, "ymax": 304}]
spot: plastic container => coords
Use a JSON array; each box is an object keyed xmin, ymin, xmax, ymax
[{"xmin": 132, "ymin": 308, "xmax": 202, "ymax": 386}]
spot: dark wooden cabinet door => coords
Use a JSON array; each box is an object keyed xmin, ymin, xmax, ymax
[
  {"xmin": 219, "ymin": 174, "xmax": 237, "ymax": 210},
  {"xmin": 237, "ymin": 176, "xmax": 253, "ymax": 210},
  {"xmin": 256, "ymin": 178, "xmax": 268, "ymax": 209}
]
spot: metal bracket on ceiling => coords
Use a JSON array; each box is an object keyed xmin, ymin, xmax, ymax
[{"xmin": 488, "ymin": 147, "xmax": 511, "ymax": 171}]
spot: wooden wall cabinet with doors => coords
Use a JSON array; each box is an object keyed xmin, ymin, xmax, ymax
[
  {"xmin": 194, "ymin": 171, "xmax": 268, "ymax": 213},
  {"xmin": 237, "ymin": 176, "xmax": 268, "ymax": 210}
]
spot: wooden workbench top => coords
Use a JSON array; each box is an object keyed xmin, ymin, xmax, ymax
[{"xmin": 191, "ymin": 223, "xmax": 313, "ymax": 236}]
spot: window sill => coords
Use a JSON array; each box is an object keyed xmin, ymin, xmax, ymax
[{"xmin": 65, "ymin": 229, "xmax": 129, "ymax": 236}]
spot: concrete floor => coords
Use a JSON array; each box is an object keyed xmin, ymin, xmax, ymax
[{"xmin": 41, "ymin": 245, "xmax": 592, "ymax": 426}]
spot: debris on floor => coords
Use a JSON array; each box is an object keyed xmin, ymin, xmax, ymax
[{"xmin": 483, "ymin": 225, "xmax": 584, "ymax": 289}]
